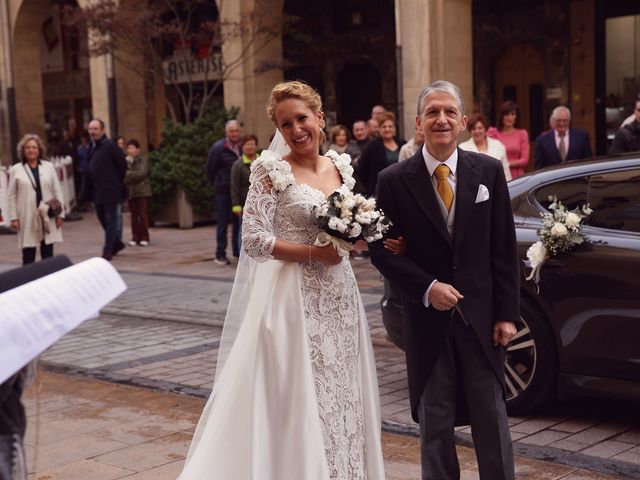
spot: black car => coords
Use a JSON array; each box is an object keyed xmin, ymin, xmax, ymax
[{"xmin": 380, "ymin": 155, "xmax": 640, "ymax": 414}]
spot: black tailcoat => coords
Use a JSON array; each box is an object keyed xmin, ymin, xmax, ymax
[{"xmin": 369, "ymin": 148, "xmax": 520, "ymax": 422}]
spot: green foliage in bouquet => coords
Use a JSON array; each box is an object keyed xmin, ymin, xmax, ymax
[{"xmin": 149, "ymin": 104, "xmax": 240, "ymax": 217}]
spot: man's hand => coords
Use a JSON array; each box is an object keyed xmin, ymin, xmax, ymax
[
  {"xmin": 10, "ymin": 220, "xmax": 19, "ymax": 231},
  {"xmin": 383, "ymin": 236, "xmax": 405, "ymax": 255},
  {"xmin": 428, "ymin": 282, "xmax": 463, "ymax": 311},
  {"xmin": 493, "ymin": 321, "xmax": 517, "ymax": 347},
  {"xmin": 55, "ymin": 217, "xmax": 64, "ymax": 229}
]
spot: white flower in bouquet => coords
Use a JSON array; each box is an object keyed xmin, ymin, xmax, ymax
[
  {"xmin": 349, "ymin": 223, "xmax": 362, "ymax": 238},
  {"xmin": 550, "ymin": 222, "xmax": 568, "ymax": 237},
  {"xmin": 564, "ymin": 212, "xmax": 581, "ymax": 228},
  {"xmin": 355, "ymin": 212, "xmax": 372, "ymax": 225}
]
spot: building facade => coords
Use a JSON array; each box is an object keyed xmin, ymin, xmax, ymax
[{"xmin": 0, "ymin": 0, "xmax": 638, "ymax": 167}]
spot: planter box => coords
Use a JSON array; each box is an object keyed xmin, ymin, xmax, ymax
[{"xmin": 153, "ymin": 186, "xmax": 214, "ymax": 229}]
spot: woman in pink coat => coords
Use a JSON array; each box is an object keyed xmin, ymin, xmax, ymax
[{"xmin": 488, "ymin": 101, "xmax": 530, "ymax": 179}]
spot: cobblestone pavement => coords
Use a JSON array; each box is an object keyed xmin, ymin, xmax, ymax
[{"xmin": 2, "ymin": 213, "xmax": 640, "ymax": 478}]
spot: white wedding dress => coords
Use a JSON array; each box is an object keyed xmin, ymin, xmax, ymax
[{"xmin": 178, "ymin": 151, "xmax": 385, "ymax": 479}]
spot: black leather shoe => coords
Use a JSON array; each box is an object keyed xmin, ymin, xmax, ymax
[{"xmin": 113, "ymin": 239, "xmax": 125, "ymax": 256}]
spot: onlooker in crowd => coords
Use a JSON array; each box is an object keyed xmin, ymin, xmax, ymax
[
  {"xmin": 115, "ymin": 136, "xmax": 126, "ymax": 152},
  {"xmin": 124, "ymin": 139, "xmax": 152, "ymax": 247},
  {"xmin": 371, "ymin": 104, "xmax": 386, "ymax": 123},
  {"xmin": 206, "ymin": 119, "xmax": 242, "ymax": 264},
  {"xmin": 352, "ymin": 120, "xmax": 370, "ymax": 150},
  {"xmin": 488, "ymin": 101, "xmax": 530, "ymax": 179},
  {"xmin": 8, "ymin": 134, "xmax": 65, "ymax": 265},
  {"xmin": 535, "ymin": 106, "xmax": 593, "ymax": 169},
  {"xmin": 359, "ymin": 111, "xmax": 406, "ymax": 196},
  {"xmin": 459, "ymin": 113, "xmax": 512, "ymax": 180},
  {"xmin": 324, "ymin": 124, "xmax": 361, "ymax": 157},
  {"xmin": 610, "ymin": 96, "xmax": 640, "ymax": 153},
  {"xmin": 86, "ymin": 119, "xmax": 127, "ymax": 261},
  {"xmin": 76, "ymin": 135, "xmax": 91, "ymax": 211},
  {"xmin": 367, "ymin": 118, "xmax": 380, "ymax": 140},
  {"xmin": 231, "ymin": 134, "xmax": 259, "ymax": 248},
  {"xmin": 398, "ymin": 125, "xmax": 425, "ymax": 162}
]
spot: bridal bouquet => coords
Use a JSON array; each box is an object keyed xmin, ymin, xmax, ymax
[
  {"xmin": 314, "ymin": 186, "xmax": 391, "ymax": 256},
  {"xmin": 525, "ymin": 195, "xmax": 592, "ymax": 290}
]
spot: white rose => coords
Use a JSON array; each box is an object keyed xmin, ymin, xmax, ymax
[
  {"xmin": 335, "ymin": 219, "xmax": 349, "ymax": 233},
  {"xmin": 550, "ymin": 222, "xmax": 568, "ymax": 237},
  {"xmin": 564, "ymin": 212, "xmax": 581, "ymax": 228},
  {"xmin": 343, "ymin": 196, "xmax": 356, "ymax": 210},
  {"xmin": 355, "ymin": 212, "xmax": 372, "ymax": 225},
  {"xmin": 526, "ymin": 241, "xmax": 547, "ymax": 266},
  {"xmin": 365, "ymin": 198, "xmax": 377, "ymax": 210},
  {"xmin": 349, "ymin": 223, "xmax": 362, "ymax": 238},
  {"xmin": 328, "ymin": 217, "xmax": 341, "ymax": 231}
]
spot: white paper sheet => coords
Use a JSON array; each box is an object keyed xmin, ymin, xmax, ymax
[{"xmin": 0, "ymin": 257, "xmax": 127, "ymax": 384}]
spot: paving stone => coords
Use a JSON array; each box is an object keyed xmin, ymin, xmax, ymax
[
  {"xmin": 519, "ymin": 429, "xmax": 571, "ymax": 446},
  {"xmin": 510, "ymin": 418, "xmax": 564, "ymax": 435},
  {"xmin": 27, "ymin": 459, "xmax": 134, "ymax": 480},
  {"xmin": 580, "ymin": 440, "xmax": 635, "ymax": 459},
  {"xmin": 611, "ymin": 445, "xmax": 640, "ymax": 464},
  {"xmin": 614, "ymin": 427, "xmax": 640, "ymax": 445}
]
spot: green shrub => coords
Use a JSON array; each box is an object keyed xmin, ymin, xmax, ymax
[{"xmin": 149, "ymin": 104, "xmax": 239, "ymax": 217}]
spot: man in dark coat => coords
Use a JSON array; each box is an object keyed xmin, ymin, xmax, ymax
[
  {"xmin": 369, "ymin": 80, "xmax": 519, "ymax": 480},
  {"xmin": 610, "ymin": 97, "xmax": 640, "ymax": 153},
  {"xmin": 206, "ymin": 120, "xmax": 242, "ymax": 264},
  {"xmin": 534, "ymin": 106, "xmax": 593, "ymax": 169},
  {"xmin": 86, "ymin": 119, "xmax": 127, "ymax": 260}
]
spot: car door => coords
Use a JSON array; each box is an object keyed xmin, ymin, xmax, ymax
[{"xmin": 536, "ymin": 168, "xmax": 640, "ymax": 383}]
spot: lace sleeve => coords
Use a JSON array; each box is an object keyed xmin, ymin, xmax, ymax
[{"xmin": 242, "ymin": 162, "xmax": 278, "ymax": 261}]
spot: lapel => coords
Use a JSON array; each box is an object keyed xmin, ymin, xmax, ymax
[
  {"xmin": 548, "ymin": 132, "xmax": 561, "ymax": 164},
  {"xmin": 401, "ymin": 151, "xmax": 452, "ymax": 247},
  {"xmin": 452, "ymin": 149, "xmax": 481, "ymax": 253}
]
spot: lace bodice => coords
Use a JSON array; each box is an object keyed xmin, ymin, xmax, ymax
[
  {"xmin": 242, "ymin": 150, "xmax": 355, "ymax": 260},
  {"xmin": 241, "ymin": 150, "xmax": 366, "ymax": 479}
]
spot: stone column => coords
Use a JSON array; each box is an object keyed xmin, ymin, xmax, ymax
[
  {"xmin": 396, "ymin": 0, "xmax": 473, "ymax": 131},
  {"xmin": 11, "ymin": 0, "xmax": 46, "ymax": 141},
  {"xmin": 219, "ymin": 0, "xmax": 283, "ymax": 145}
]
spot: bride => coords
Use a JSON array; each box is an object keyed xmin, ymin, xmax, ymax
[{"xmin": 177, "ymin": 81, "xmax": 385, "ymax": 479}]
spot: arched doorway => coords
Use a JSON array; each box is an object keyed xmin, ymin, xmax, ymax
[
  {"xmin": 13, "ymin": 0, "xmax": 91, "ymax": 152},
  {"xmin": 337, "ymin": 63, "xmax": 382, "ymax": 128},
  {"xmin": 494, "ymin": 44, "xmax": 545, "ymax": 147}
]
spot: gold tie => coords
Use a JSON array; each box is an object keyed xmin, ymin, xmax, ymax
[
  {"xmin": 434, "ymin": 164, "xmax": 453, "ymax": 211},
  {"xmin": 558, "ymin": 133, "xmax": 567, "ymax": 162}
]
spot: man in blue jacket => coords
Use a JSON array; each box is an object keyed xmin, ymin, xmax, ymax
[
  {"xmin": 534, "ymin": 106, "xmax": 592, "ymax": 170},
  {"xmin": 206, "ymin": 120, "xmax": 242, "ymax": 264}
]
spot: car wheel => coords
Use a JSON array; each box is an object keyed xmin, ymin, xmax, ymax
[{"xmin": 504, "ymin": 297, "xmax": 557, "ymax": 415}]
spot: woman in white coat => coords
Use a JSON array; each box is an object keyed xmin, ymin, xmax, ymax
[
  {"xmin": 459, "ymin": 113, "xmax": 513, "ymax": 181},
  {"xmin": 8, "ymin": 134, "xmax": 65, "ymax": 265}
]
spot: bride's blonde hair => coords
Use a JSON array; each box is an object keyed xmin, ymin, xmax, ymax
[{"xmin": 267, "ymin": 81, "xmax": 326, "ymax": 143}]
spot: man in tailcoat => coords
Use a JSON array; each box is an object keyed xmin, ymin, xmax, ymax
[{"xmin": 369, "ymin": 80, "xmax": 520, "ymax": 480}]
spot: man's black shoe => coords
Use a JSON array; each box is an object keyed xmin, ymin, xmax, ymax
[
  {"xmin": 214, "ymin": 256, "xmax": 231, "ymax": 265},
  {"xmin": 113, "ymin": 239, "xmax": 125, "ymax": 256}
]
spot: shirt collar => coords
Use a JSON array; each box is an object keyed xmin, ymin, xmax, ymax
[
  {"xmin": 422, "ymin": 144, "xmax": 458, "ymax": 178},
  {"xmin": 554, "ymin": 129, "xmax": 568, "ymax": 139}
]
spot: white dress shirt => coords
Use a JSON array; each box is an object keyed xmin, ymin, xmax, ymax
[{"xmin": 421, "ymin": 145, "xmax": 458, "ymax": 308}]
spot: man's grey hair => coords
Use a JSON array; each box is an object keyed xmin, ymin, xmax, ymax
[
  {"xmin": 550, "ymin": 106, "xmax": 571, "ymax": 123},
  {"xmin": 417, "ymin": 80, "xmax": 465, "ymax": 117},
  {"xmin": 225, "ymin": 119, "xmax": 241, "ymax": 130}
]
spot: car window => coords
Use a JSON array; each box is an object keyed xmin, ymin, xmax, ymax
[
  {"xmin": 533, "ymin": 177, "xmax": 589, "ymax": 211},
  {"xmin": 585, "ymin": 169, "xmax": 640, "ymax": 233}
]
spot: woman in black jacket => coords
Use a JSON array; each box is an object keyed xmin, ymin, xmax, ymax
[{"xmin": 357, "ymin": 111, "xmax": 406, "ymax": 196}]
